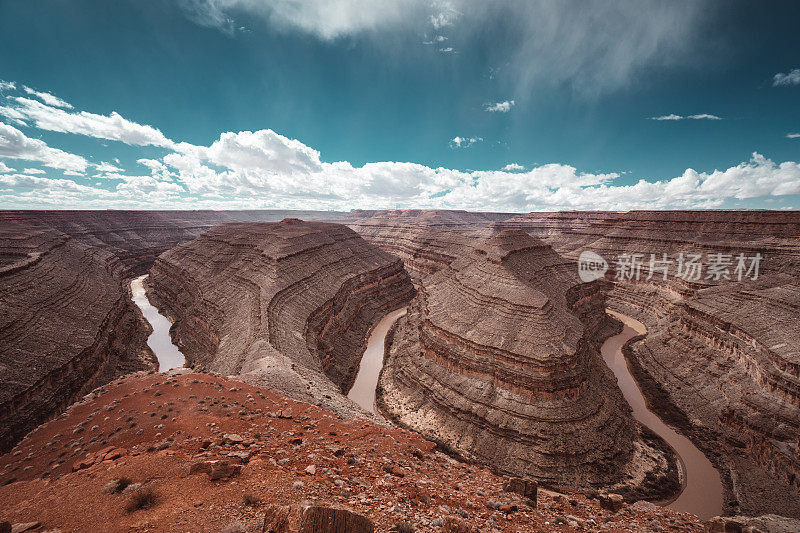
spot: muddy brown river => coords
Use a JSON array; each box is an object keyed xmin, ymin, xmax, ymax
[
  {"xmin": 348, "ymin": 307, "xmax": 407, "ymax": 413},
  {"xmin": 130, "ymin": 274, "xmax": 185, "ymax": 372},
  {"xmin": 603, "ymin": 310, "xmax": 724, "ymax": 519}
]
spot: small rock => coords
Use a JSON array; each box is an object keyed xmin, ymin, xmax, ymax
[
  {"xmin": 498, "ymin": 503, "xmax": 518, "ymax": 514},
  {"xmin": 598, "ymin": 493, "xmax": 625, "ymax": 513},
  {"xmin": 10, "ymin": 523, "xmax": 40, "ymax": 533},
  {"xmin": 222, "ymin": 433, "xmax": 244, "ymax": 445}
]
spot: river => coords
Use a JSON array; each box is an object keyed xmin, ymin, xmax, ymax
[
  {"xmin": 603, "ymin": 310, "xmax": 724, "ymax": 519},
  {"xmin": 130, "ymin": 274, "xmax": 185, "ymax": 372},
  {"xmin": 348, "ymin": 307, "xmax": 407, "ymax": 413}
]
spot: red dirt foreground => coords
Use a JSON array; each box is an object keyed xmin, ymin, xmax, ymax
[{"xmin": 0, "ymin": 371, "xmax": 706, "ymax": 532}]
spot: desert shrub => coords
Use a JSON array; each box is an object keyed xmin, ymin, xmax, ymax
[
  {"xmin": 391, "ymin": 521, "xmax": 415, "ymax": 533},
  {"xmin": 104, "ymin": 476, "xmax": 133, "ymax": 494},
  {"xmin": 125, "ymin": 487, "xmax": 158, "ymax": 512}
]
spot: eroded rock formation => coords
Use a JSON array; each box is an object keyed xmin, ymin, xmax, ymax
[
  {"xmin": 2, "ymin": 210, "xmax": 348, "ymax": 276},
  {"xmin": 0, "ymin": 221, "xmax": 153, "ymax": 452},
  {"xmin": 491, "ymin": 210, "xmax": 800, "ymax": 516},
  {"xmin": 378, "ymin": 229, "xmax": 675, "ymax": 493},
  {"xmin": 147, "ymin": 220, "xmax": 415, "ymax": 416}
]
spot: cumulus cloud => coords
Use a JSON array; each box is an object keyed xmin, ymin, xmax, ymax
[
  {"xmin": 0, "ymin": 81, "xmax": 15, "ymax": 92},
  {"xmin": 449, "ymin": 136, "xmax": 482, "ymax": 148},
  {"xmin": 484, "ymin": 100, "xmax": 515, "ymax": 113},
  {"xmin": 2, "ymin": 79, "xmax": 799, "ymax": 212},
  {"xmin": 22, "ymin": 168, "xmax": 46, "ymax": 174},
  {"xmin": 773, "ymin": 68, "xmax": 800, "ymax": 86},
  {"xmin": 0, "ymin": 97, "xmax": 174, "ymax": 148},
  {"xmin": 0, "ymin": 123, "xmax": 87, "ymax": 172},
  {"xmin": 94, "ymin": 161, "xmax": 124, "ymax": 173},
  {"xmin": 0, "ymin": 161, "xmax": 15, "ymax": 173},
  {"xmin": 155, "ymin": 127, "xmax": 799, "ymax": 211},
  {"xmin": 23, "ymin": 86, "xmax": 73, "ymax": 109},
  {"xmin": 650, "ymin": 113, "xmax": 722, "ymax": 121},
  {"xmin": 138, "ymin": 158, "xmax": 174, "ymax": 180}
]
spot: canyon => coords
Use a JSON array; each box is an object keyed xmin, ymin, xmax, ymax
[
  {"xmin": 146, "ymin": 219, "xmax": 416, "ymax": 419},
  {"xmin": 1, "ymin": 208, "xmax": 799, "ymax": 531},
  {"xmin": 343, "ymin": 209, "xmax": 800, "ymax": 519}
]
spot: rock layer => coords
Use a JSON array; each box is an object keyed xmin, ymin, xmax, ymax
[
  {"xmin": 0, "ymin": 221, "xmax": 152, "ymax": 452},
  {"xmin": 2, "ymin": 210, "xmax": 348, "ymax": 276},
  {"xmin": 378, "ymin": 229, "xmax": 672, "ymax": 491},
  {"xmin": 492, "ymin": 210, "xmax": 800, "ymax": 516},
  {"xmin": 148, "ymin": 220, "xmax": 415, "ymax": 416}
]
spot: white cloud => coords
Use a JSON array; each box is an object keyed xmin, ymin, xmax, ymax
[
  {"xmin": 449, "ymin": 136, "xmax": 482, "ymax": 148},
  {"xmin": 22, "ymin": 168, "xmax": 46, "ymax": 174},
  {"xmin": 0, "ymin": 161, "xmax": 15, "ymax": 173},
  {"xmin": 22, "ymin": 86, "xmax": 73, "ymax": 109},
  {"xmin": 0, "ymin": 81, "xmax": 16, "ymax": 92},
  {"xmin": 138, "ymin": 158, "xmax": 174, "ymax": 180},
  {"xmin": 1, "ymin": 80, "xmax": 799, "ymax": 212},
  {"xmin": 485, "ymin": 100, "xmax": 515, "ymax": 113},
  {"xmin": 94, "ymin": 161, "xmax": 124, "ymax": 173},
  {"xmin": 773, "ymin": 68, "xmax": 800, "ymax": 86},
  {"xmin": 0, "ymin": 97, "xmax": 174, "ymax": 148},
  {"xmin": 687, "ymin": 113, "xmax": 722, "ymax": 120},
  {"xmin": 788, "ymin": 133, "xmax": 800, "ymax": 139},
  {"xmin": 115, "ymin": 175, "xmax": 185, "ymax": 198},
  {"xmin": 157, "ymin": 127, "xmax": 800, "ymax": 211},
  {"xmin": 439, "ymin": 47, "xmax": 455, "ymax": 53},
  {"xmin": 650, "ymin": 113, "xmax": 722, "ymax": 121},
  {"xmin": 179, "ymin": 0, "xmax": 433, "ymax": 39},
  {"xmin": 0, "ymin": 123, "xmax": 88, "ymax": 172},
  {"xmin": 650, "ymin": 114, "xmax": 683, "ymax": 121},
  {"xmin": 178, "ymin": 1, "xmax": 707, "ymax": 98}
]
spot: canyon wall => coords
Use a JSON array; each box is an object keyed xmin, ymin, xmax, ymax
[
  {"xmin": 378, "ymin": 229, "xmax": 676, "ymax": 495},
  {"xmin": 2, "ymin": 210, "xmax": 347, "ymax": 277},
  {"xmin": 495, "ymin": 210, "xmax": 800, "ymax": 517},
  {"xmin": 0, "ymin": 220, "xmax": 153, "ymax": 452},
  {"xmin": 147, "ymin": 219, "xmax": 415, "ymax": 417},
  {"xmin": 343, "ymin": 209, "xmax": 800, "ymax": 516}
]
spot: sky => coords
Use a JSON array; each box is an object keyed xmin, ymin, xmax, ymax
[{"xmin": 0, "ymin": 0, "xmax": 799, "ymax": 212}]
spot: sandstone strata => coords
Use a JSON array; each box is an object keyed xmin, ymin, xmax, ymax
[
  {"xmin": 2, "ymin": 210, "xmax": 347, "ymax": 276},
  {"xmin": 148, "ymin": 220, "xmax": 415, "ymax": 416},
  {"xmin": 492, "ymin": 210, "xmax": 800, "ymax": 517},
  {"xmin": 0, "ymin": 221, "xmax": 152, "ymax": 452},
  {"xmin": 378, "ymin": 229, "xmax": 674, "ymax": 493}
]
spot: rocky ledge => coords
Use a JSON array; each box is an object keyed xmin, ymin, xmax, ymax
[
  {"xmin": 147, "ymin": 220, "xmax": 415, "ymax": 417},
  {"xmin": 378, "ymin": 229, "xmax": 677, "ymax": 496},
  {"xmin": 0, "ymin": 371, "xmax": 713, "ymax": 532}
]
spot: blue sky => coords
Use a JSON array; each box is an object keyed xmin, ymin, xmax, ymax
[{"xmin": 0, "ymin": 0, "xmax": 799, "ymax": 211}]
